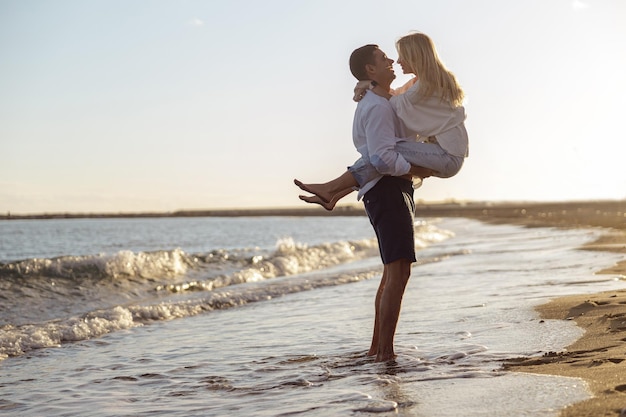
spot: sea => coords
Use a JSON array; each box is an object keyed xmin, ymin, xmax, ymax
[{"xmin": 1, "ymin": 215, "xmax": 625, "ymax": 416}]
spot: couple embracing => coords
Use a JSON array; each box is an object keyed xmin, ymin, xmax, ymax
[{"xmin": 295, "ymin": 32, "xmax": 468, "ymax": 362}]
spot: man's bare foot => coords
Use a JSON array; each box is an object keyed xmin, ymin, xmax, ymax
[
  {"xmin": 366, "ymin": 348, "xmax": 377, "ymax": 357},
  {"xmin": 298, "ymin": 194, "xmax": 336, "ymax": 211},
  {"xmin": 375, "ymin": 352, "xmax": 397, "ymax": 362},
  {"xmin": 293, "ymin": 179, "xmax": 332, "ymax": 203}
]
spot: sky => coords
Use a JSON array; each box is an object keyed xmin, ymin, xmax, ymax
[{"xmin": 1, "ymin": 0, "xmax": 625, "ymax": 214}]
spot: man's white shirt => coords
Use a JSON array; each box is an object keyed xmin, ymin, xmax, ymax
[{"xmin": 352, "ymin": 90, "xmax": 411, "ymax": 199}]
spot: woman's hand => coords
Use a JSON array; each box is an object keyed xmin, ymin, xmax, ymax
[{"xmin": 353, "ymin": 80, "xmax": 374, "ymax": 102}]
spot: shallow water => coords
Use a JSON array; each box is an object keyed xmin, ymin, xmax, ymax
[{"xmin": 1, "ymin": 216, "xmax": 624, "ymax": 416}]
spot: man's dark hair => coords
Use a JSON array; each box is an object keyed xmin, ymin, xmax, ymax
[{"xmin": 349, "ymin": 44, "xmax": 378, "ymax": 81}]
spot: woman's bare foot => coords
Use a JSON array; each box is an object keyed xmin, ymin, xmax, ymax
[
  {"xmin": 298, "ymin": 194, "xmax": 336, "ymax": 211},
  {"xmin": 293, "ymin": 179, "xmax": 333, "ymax": 203}
]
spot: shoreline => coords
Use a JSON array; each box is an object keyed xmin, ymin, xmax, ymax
[
  {"xmin": 504, "ymin": 289, "xmax": 626, "ymax": 417},
  {"xmin": 2, "ymin": 199, "xmax": 625, "ymax": 226},
  {"xmin": 491, "ymin": 202, "xmax": 626, "ymax": 417},
  {"xmin": 3, "ymin": 200, "xmax": 625, "ymax": 415}
]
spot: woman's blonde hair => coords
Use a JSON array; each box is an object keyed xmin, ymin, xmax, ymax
[{"xmin": 396, "ymin": 32, "xmax": 465, "ymax": 107}]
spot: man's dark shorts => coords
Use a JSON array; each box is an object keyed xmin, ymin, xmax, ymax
[{"xmin": 363, "ymin": 176, "xmax": 416, "ymax": 265}]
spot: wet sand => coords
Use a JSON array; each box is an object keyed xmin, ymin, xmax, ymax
[
  {"xmin": 482, "ymin": 202, "xmax": 626, "ymax": 417},
  {"xmin": 504, "ymin": 290, "xmax": 626, "ymax": 416},
  {"xmin": 329, "ymin": 199, "xmax": 626, "ymax": 416},
  {"xmin": 3, "ymin": 200, "xmax": 625, "ymax": 415}
]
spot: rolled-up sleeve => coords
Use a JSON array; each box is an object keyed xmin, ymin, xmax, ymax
[{"xmin": 363, "ymin": 102, "xmax": 411, "ymax": 176}]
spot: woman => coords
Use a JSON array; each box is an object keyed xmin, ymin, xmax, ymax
[{"xmin": 295, "ymin": 32, "xmax": 468, "ymax": 210}]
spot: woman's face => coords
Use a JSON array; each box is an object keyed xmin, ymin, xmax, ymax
[{"xmin": 396, "ymin": 54, "xmax": 414, "ymax": 75}]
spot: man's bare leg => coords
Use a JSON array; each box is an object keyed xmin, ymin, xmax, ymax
[
  {"xmin": 294, "ymin": 170, "xmax": 358, "ymax": 203},
  {"xmin": 376, "ymin": 258, "xmax": 411, "ymax": 362},
  {"xmin": 367, "ymin": 267, "xmax": 388, "ymax": 356},
  {"xmin": 298, "ymin": 188, "xmax": 354, "ymax": 211}
]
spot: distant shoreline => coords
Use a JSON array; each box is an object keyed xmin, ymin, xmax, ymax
[{"xmin": 2, "ymin": 200, "xmax": 625, "ymax": 231}]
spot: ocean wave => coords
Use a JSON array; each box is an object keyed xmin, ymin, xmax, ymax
[
  {"xmin": 0, "ymin": 249, "xmax": 192, "ymax": 280},
  {"xmin": 154, "ymin": 222, "xmax": 455, "ymax": 294},
  {"xmin": 0, "ymin": 222, "xmax": 456, "ymax": 358},
  {"xmin": 0, "ymin": 237, "xmax": 382, "ymax": 327},
  {"xmin": 0, "ymin": 245, "xmax": 452, "ymax": 361},
  {"xmin": 0, "ymin": 222, "xmax": 452, "ymax": 284},
  {"xmin": 0, "ymin": 237, "xmax": 382, "ymax": 294},
  {"xmin": 156, "ymin": 237, "xmax": 381, "ymax": 293},
  {"xmin": 0, "ymin": 268, "xmax": 382, "ymax": 361},
  {"xmin": 0, "ymin": 238, "xmax": 378, "ymax": 283}
]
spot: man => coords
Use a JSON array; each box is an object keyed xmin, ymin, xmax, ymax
[{"xmin": 348, "ymin": 44, "xmax": 431, "ymax": 362}]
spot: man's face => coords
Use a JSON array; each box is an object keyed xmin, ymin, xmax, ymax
[{"xmin": 370, "ymin": 48, "xmax": 395, "ymax": 84}]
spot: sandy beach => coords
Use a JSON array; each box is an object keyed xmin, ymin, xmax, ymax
[
  {"xmin": 2, "ymin": 200, "xmax": 625, "ymax": 415},
  {"xmin": 478, "ymin": 201, "xmax": 626, "ymax": 417},
  {"xmin": 277, "ymin": 200, "xmax": 626, "ymax": 416}
]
